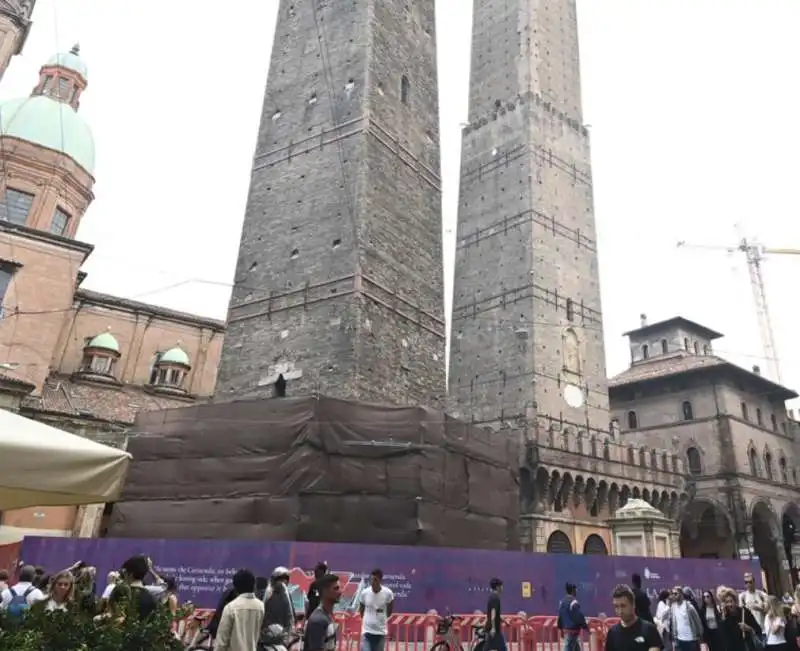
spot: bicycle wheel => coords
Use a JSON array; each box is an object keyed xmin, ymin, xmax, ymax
[{"xmin": 430, "ymin": 641, "xmax": 453, "ymax": 651}]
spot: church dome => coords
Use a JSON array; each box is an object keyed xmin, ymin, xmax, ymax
[
  {"xmin": 87, "ymin": 331, "xmax": 120, "ymax": 353},
  {"xmin": 0, "ymin": 94, "xmax": 95, "ymax": 173},
  {"xmin": 46, "ymin": 46, "xmax": 89, "ymax": 80},
  {"xmin": 160, "ymin": 347, "xmax": 190, "ymax": 367}
]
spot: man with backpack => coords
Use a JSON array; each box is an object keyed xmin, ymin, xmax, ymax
[{"xmin": 0, "ymin": 565, "xmax": 45, "ymax": 618}]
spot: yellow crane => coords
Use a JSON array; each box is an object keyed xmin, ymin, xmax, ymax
[{"xmin": 676, "ymin": 236, "xmax": 800, "ymax": 384}]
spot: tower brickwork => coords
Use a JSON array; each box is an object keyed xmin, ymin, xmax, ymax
[
  {"xmin": 0, "ymin": 1, "xmax": 35, "ymax": 81},
  {"xmin": 216, "ymin": 1, "xmax": 446, "ymax": 406},
  {"xmin": 449, "ymin": 0, "xmax": 609, "ymax": 434}
]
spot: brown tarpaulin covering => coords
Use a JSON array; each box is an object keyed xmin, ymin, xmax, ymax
[{"xmin": 109, "ymin": 396, "xmax": 520, "ymax": 549}]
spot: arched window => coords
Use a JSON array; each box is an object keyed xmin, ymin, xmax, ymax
[
  {"xmin": 771, "ymin": 413, "xmax": 778, "ymax": 431},
  {"xmin": 686, "ymin": 447, "xmax": 702, "ymax": 475},
  {"xmin": 642, "ymin": 345, "xmax": 649, "ymax": 360},
  {"xmin": 583, "ymin": 534, "xmax": 608, "ymax": 555},
  {"xmin": 563, "ymin": 328, "xmax": 580, "ymax": 374},
  {"xmin": 400, "ymin": 75, "xmax": 410, "ymax": 104},
  {"xmin": 741, "ymin": 402, "xmax": 749, "ymax": 421},
  {"xmin": 684, "ymin": 337, "xmax": 690, "ymax": 351},
  {"xmin": 682, "ymin": 400, "xmax": 694, "ymax": 420},
  {"xmin": 780, "ymin": 457, "xmax": 789, "ymax": 483},
  {"xmin": 590, "ymin": 436, "xmax": 597, "ymax": 457},
  {"xmin": 603, "ymin": 439, "xmax": 610, "ymax": 460},
  {"xmin": 764, "ymin": 449, "xmax": 774, "ymax": 481},
  {"xmin": 627, "ymin": 411, "xmax": 638, "ymax": 429},
  {"xmin": 650, "ymin": 450, "xmax": 658, "ymax": 469},
  {"xmin": 627, "ymin": 447, "xmax": 635, "ymax": 464},
  {"xmin": 748, "ymin": 447, "xmax": 760, "ymax": 476},
  {"xmin": 756, "ymin": 408, "xmax": 763, "ymax": 426},
  {"xmin": 638, "ymin": 448, "xmax": 646, "ymax": 467},
  {"xmin": 661, "ymin": 339, "xmax": 668, "ymax": 354},
  {"xmin": 693, "ymin": 341, "xmax": 700, "ymax": 354},
  {"xmin": 702, "ymin": 344, "xmax": 709, "ymax": 355},
  {"xmin": 662, "ymin": 452, "xmax": 668, "ymax": 470},
  {"xmin": 546, "ymin": 530, "xmax": 573, "ymax": 554}
]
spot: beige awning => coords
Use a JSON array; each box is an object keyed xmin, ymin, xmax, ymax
[{"xmin": 0, "ymin": 408, "xmax": 131, "ymax": 510}]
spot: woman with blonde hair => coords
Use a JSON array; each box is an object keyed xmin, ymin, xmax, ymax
[
  {"xmin": 718, "ymin": 586, "xmax": 762, "ymax": 651},
  {"xmin": 38, "ymin": 570, "xmax": 75, "ymax": 613},
  {"xmin": 764, "ymin": 595, "xmax": 788, "ymax": 651}
]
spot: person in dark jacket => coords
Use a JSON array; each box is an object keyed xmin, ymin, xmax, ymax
[
  {"xmin": 632, "ymin": 573, "xmax": 654, "ymax": 623},
  {"xmin": 699, "ymin": 590, "xmax": 723, "ymax": 651},
  {"xmin": 305, "ymin": 562, "xmax": 328, "ymax": 619},
  {"xmin": 207, "ymin": 585, "xmax": 238, "ymax": 638},
  {"xmin": 557, "ymin": 582, "xmax": 588, "ymax": 651},
  {"xmin": 263, "ymin": 566, "xmax": 295, "ymax": 635},
  {"xmin": 720, "ymin": 587, "xmax": 761, "ymax": 651}
]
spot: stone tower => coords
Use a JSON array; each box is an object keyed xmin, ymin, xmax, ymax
[
  {"xmin": 216, "ymin": 1, "xmax": 446, "ymax": 406},
  {"xmin": 449, "ymin": 0, "xmax": 610, "ymax": 434},
  {"xmin": 0, "ymin": 0, "xmax": 36, "ymax": 80}
]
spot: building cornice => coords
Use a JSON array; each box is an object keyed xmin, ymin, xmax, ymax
[{"xmin": 0, "ymin": 220, "xmax": 94, "ymax": 259}]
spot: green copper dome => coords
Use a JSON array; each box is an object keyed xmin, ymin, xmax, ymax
[
  {"xmin": 0, "ymin": 95, "xmax": 95, "ymax": 173},
  {"xmin": 160, "ymin": 347, "xmax": 190, "ymax": 366},
  {"xmin": 87, "ymin": 332, "xmax": 120, "ymax": 352},
  {"xmin": 46, "ymin": 45, "xmax": 88, "ymax": 80}
]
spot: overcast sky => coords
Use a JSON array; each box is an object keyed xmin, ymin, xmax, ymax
[{"xmin": 4, "ymin": 0, "xmax": 800, "ymax": 402}]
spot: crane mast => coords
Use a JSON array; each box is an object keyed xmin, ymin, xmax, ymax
[
  {"xmin": 676, "ymin": 236, "xmax": 800, "ymax": 385},
  {"xmin": 740, "ymin": 239, "xmax": 781, "ymax": 383}
]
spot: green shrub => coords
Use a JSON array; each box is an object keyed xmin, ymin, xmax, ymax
[{"xmin": 0, "ymin": 600, "xmax": 186, "ymax": 651}]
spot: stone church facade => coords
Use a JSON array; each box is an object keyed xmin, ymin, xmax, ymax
[{"xmin": 0, "ymin": 2, "xmax": 224, "ymax": 542}]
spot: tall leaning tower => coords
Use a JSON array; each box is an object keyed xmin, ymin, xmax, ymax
[
  {"xmin": 0, "ymin": 1, "xmax": 36, "ymax": 80},
  {"xmin": 216, "ymin": 1, "xmax": 446, "ymax": 406},
  {"xmin": 449, "ymin": 0, "xmax": 610, "ymax": 434}
]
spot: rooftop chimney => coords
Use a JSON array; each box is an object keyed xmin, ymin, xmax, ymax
[
  {"xmin": 752, "ymin": 365, "xmax": 761, "ymax": 375},
  {"xmin": 640, "ymin": 313, "xmax": 648, "ymax": 328}
]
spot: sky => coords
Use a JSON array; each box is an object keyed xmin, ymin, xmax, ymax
[{"xmin": 4, "ymin": 0, "xmax": 800, "ymax": 404}]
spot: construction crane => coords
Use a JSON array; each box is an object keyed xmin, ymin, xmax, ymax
[{"xmin": 676, "ymin": 236, "xmax": 800, "ymax": 385}]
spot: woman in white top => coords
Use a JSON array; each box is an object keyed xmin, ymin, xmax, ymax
[
  {"xmin": 655, "ymin": 589, "xmax": 673, "ymax": 651},
  {"xmin": 700, "ymin": 590, "xmax": 723, "ymax": 651},
  {"xmin": 764, "ymin": 595, "xmax": 788, "ymax": 651},
  {"xmin": 40, "ymin": 570, "xmax": 75, "ymax": 613}
]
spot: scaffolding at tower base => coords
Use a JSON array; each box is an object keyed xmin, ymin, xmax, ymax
[{"xmin": 108, "ymin": 395, "xmax": 520, "ymax": 549}]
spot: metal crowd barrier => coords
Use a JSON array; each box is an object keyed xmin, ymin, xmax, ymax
[{"xmin": 177, "ymin": 610, "xmax": 631, "ymax": 651}]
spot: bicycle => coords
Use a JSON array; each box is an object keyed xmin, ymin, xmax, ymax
[{"xmin": 429, "ymin": 615, "xmax": 487, "ymax": 651}]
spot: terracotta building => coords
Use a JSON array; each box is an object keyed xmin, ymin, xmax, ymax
[
  {"xmin": 0, "ymin": 3, "xmax": 224, "ymax": 543},
  {"xmin": 609, "ymin": 315, "xmax": 800, "ymax": 593}
]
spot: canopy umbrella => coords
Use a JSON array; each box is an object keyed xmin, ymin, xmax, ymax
[{"xmin": 0, "ymin": 408, "xmax": 131, "ymax": 510}]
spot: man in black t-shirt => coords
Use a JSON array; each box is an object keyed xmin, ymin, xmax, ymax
[
  {"xmin": 605, "ymin": 584, "xmax": 663, "ymax": 651},
  {"xmin": 485, "ymin": 578, "xmax": 505, "ymax": 651}
]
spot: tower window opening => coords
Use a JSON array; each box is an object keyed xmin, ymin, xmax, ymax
[
  {"xmin": 741, "ymin": 402, "xmax": 749, "ymax": 421},
  {"xmin": 566, "ymin": 298, "xmax": 574, "ymax": 322},
  {"xmin": 684, "ymin": 337, "xmax": 690, "ymax": 351},
  {"xmin": 682, "ymin": 400, "xmax": 694, "ymax": 420},
  {"xmin": 627, "ymin": 410, "xmax": 638, "ymax": 430},
  {"xmin": 274, "ymin": 374, "xmax": 287, "ymax": 398},
  {"xmin": 693, "ymin": 341, "xmax": 700, "ymax": 354},
  {"xmin": 771, "ymin": 413, "xmax": 778, "ymax": 431},
  {"xmin": 641, "ymin": 344, "xmax": 649, "ymax": 360},
  {"xmin": 0, "ymin": 187, "xmax": 34, "ymax": 225},
  {"xmin": 401, "ymin": 75, "xmax": 410, "ymax": 104},
  {"xmin": 50, "ymin": 207, "xmax": 70, "ymax": 236},
  {"xmin": 661, "ymin": 339, "xmax": 668, "ymax": 354},
  {"xmin": 756, "ymin": 408, "xmax": 763, "ymax": 426}
]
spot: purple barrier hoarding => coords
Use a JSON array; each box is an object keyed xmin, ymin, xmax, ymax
[{"xmin": 19, "ymin": 537, "xmax": 761, "ymax": 616}]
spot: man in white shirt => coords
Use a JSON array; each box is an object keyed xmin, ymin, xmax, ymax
[
  {"xmin": 669, "ymin": 586, "xmax": 703, "ymax": 651},
  {"xmin": 216, "ymin": 568, "xmax": 265, "ymax": 651},
  {"xmin": 0, "ymin": 565, "xmax": 45, "ymax": 610},
  {"xmin": 739, "ymin": 573, "xmax": 768, "ymax": 630},
  {"xmin": 359, "ymin": 568, "xmax": 394, "ymax": 651}
]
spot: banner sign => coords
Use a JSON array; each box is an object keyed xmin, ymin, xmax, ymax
[{"xmin": 19, "ymin": 537, "xmax": 760, "ymax": 616}]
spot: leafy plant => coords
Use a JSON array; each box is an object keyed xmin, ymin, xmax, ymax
[{"xmin": 0, "ymin": 598, "xmax": 186, "ymax": 651}]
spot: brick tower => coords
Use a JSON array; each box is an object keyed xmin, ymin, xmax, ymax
[
  {"xmin": 0, "ymin": 1, "xmax": 36, "ymax": 81},
  {"xmin": 216, "ymin": 1, "xmax": 446, "ymax": 406},
  {"xmin": 449, "ymin": 0, "xmax": 610, "ymax": 434}
]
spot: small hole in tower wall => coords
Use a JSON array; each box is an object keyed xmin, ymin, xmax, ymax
[{"xmin": 290, "ymin": 249, "xmax": 299, "ymax": 259}]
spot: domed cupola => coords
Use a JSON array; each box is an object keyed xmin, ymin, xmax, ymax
[
  {"xmin": 75, "ymin": 328, "xmax": 122, "ymax": 384},
  {"xmin": 0, "ymin": 44, "xmax": 95, "ymax": 175},
  {"xmin": 148, "ymin": 345, "xmax": 192, "ymax": 395}
]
